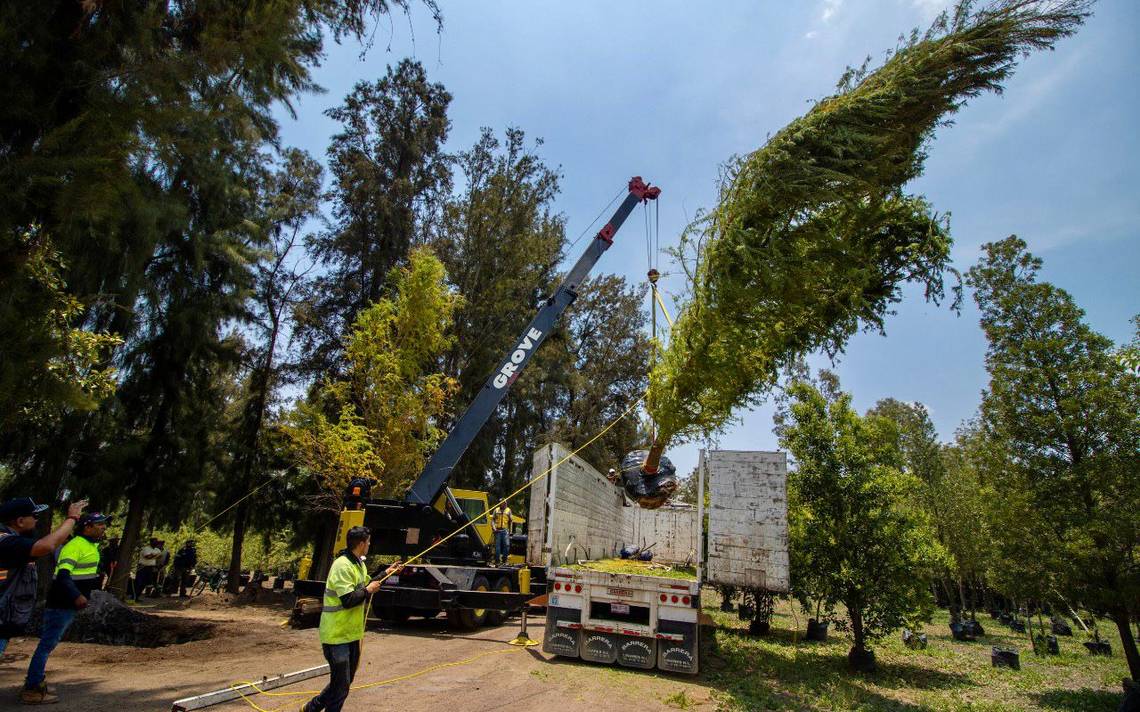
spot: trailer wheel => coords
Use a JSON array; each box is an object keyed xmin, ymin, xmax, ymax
[
  {"xmin": 448, "ymin": 575, "xmax": 492, "ymax": 630},
  {"xmin": 486, "ymin": 576, "xmax": 513, "ymax": 626}
]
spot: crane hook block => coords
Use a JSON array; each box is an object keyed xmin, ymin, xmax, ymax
[{"xmin": 629, "ymin": 176, "xmax": 661, "ymax": 202}]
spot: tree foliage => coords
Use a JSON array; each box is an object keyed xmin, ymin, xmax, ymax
[
  {"xmin": 297, "ymin": 59, "xmax": 453, "ymax": 375},
  {"xmin": 781, "ymin": 378, "xmax": 943, "ymax": 669},
  {"xmin": 286, "ymin": 247, "xmax": 460, "ymax": 500},
  {"xmin": 0, "ymin": 226, "xmax": 121, "ymax": 431},
  {"xmin": 966, "ymin": 235, "xmax": 1140, "ymax": 678},
  {"xmin": 647, "ymin": 0, "xmax": 1091, "ymax": 447},
  {"xmin": 0, "ymin": 0, "xmax": 441, "ymax": 590},
  {"xmin": 429, "ymin": 128, "xmax": 648, "ymax": 499}
]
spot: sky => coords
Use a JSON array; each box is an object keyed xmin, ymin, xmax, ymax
[{"xmin": 274, "ymin": 0, "xmax": 1140, "ymax": 479}]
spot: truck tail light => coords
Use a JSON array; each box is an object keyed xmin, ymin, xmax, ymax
[
  {"xmin": 671, "ymin": 595, "xmax": 679, "ymax": 603},
  {"xmin": 682, "ymin": 596, "xmax": 690, "ymax": 605},
  {"xmin": 575, "ymin": 584, "xmax": 582, "ymax": 593},
  {"xmin": 659, "ymin": 594, "xmax": 667, "ymax": 602},
  {"xmin": 554, "ymin": 582, "xmax": 561, "ymax": 591}
]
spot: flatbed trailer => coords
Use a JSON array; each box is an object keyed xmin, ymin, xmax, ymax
[
  {"xmin": 531, "ymin": 445, "xmax": 789, "ymax": 675},
  {"xmin": 544, "ymin": 566, "xmax": 701, "ymax": 673}
]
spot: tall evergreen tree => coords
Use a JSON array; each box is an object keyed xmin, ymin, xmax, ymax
[
  {"xmin": 296, "ymin": 59, "xmax": 452, "ymax": 375},
  {"xmin": 220, "ymin": 149, "xmax": 323, "ymax": 592},
  {"xmin": 967, "ymin": 236, "xmax": 1140, "ymax": 680},
  {"xmin": 0, "ymin": 0, "xmax": 439, "ymax": 587},
  {"xmin": 648, "ymin": 0, "xmax": 1091, "ymax": 454},
  {"xmin": 430, "ymin": 128, "xmax": 564, "ymax": 493}
]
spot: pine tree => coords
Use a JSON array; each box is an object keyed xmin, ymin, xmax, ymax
[
  {"xmin": 967, "ymin": 236, "xmax": 1140, "ymax": 680},
  {"xmin": 647, "ymin": 0, "xmax": 1091, "ymax": 456},
  {"xmin": 296, "ymin": 59, "xmax": 453, "ymax": 376}
]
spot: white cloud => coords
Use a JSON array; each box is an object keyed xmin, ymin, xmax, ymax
[
  {"xmin": 804, "ymin": 30, "xmax": 819, "ymax": 40},
  {"xmin": 822, "ymin": 0, "xmax": 843, "ymax": 22}
]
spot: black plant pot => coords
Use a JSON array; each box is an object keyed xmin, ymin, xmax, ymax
[
  {"xmin": 1009, "ymin": 620, "xmax": 1026, "ymax": 634},
  {"xmin": 992, "ymin": 646, "xmax": 1020, "ymax": 670},
  {"xmin": 1083, "ymin": 641, "xmax": 1112, "ymax": 656},
  {"xmin": 848, "ymin": 647, "xmax": 876, "ymax": 672},
  {"xmin": 950, "ymin": 622, "xmax": 976, "ymax": 642},
  {"xmin": 805, "ymin": 618, "xmax": 829, "ymax": 642},
  {"xmin": 1051, "ymin": 619, "xmax": 1073, "ymax": 636},
  {"xmin": 964, "ymin": 619, "xmax": 985, "ymax": 637},
  {"xmin": 998, "ymin": 612, "xmax": 1012, "ymax": 625},
  {"xmin": 749, "ymin": 618, "xmax": 770, "ymax": 636},
  {"xmin": 737, "ymin": 603, "xmax": 754, "ymax": 620}
]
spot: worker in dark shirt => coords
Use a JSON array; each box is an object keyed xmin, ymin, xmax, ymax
[
  {"xmin": 0, "ymin": 497, "xmax": 87, "ymax": 659},
  {"xmin": 99, "ymin": 536, "xmax": 120, "ymax": 590},
  {"xmin": 20, "ymin": 511, "xmax": 109, "ymax": 705},
  {"xmin": 171, "ymin": 540, "xmax": 197, "ymax": 598}
]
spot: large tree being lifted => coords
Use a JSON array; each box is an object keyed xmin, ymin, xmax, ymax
[{"xmin": 638, "ymin": 0, "xmax": 1091, "ymax": 481}]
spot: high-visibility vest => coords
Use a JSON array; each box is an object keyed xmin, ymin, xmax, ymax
[
  {"xmin": 318, "ymin": 553, "xmax": 369, "ymax": 645},
  {"xmin": 56, "ymin": 536, "xmax": 101, "ymax": 583},
  {"xmin": 492, "ymin": 508, "xmax": 512, "ymax": 531}
]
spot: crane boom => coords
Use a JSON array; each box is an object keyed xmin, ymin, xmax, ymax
[{"xmin": 405, "ymin": 176, "xmax": 661, "ymax": 505}]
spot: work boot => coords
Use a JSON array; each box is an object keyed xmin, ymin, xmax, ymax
[{"xmin": 20, "ymin": 683, "xmax": 59, "ymax": 705}]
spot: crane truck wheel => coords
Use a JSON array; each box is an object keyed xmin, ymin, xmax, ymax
[
  {"xmin": 485, "ymin": 576, "xmax": 513, "ymax": 626},
  {"xmin": 448, "ymin": 575, "xmax": 492, "ymax": 630}
]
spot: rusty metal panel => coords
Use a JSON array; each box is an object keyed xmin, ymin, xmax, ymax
[{"xmin": 704, "ymin": 450, "xmax": 789, "ymax": 592}]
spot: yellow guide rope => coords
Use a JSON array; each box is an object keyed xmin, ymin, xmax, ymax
[{"xmin": 231, "ymin": 393, "xmax": 646, "ymax": 710}]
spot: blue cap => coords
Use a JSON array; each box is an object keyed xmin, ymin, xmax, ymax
[{"xmin": 0, "ymin": 497, "xmax": 50, "ymax": 521}]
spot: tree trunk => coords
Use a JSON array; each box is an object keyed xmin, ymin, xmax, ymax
[
  {"xmin": 846, "ymin": 601, "xmax": 876, "ymax": 672},
  {"xmin": 225, "ymin": 499, "xmax": 250, "ymax": 594},
  {"xmin": 938, "ymin": 577, "xmax": 954, "ymax": 611},
  {"xmin": 643, "ymin": 440, "xmax": 665, "ymax": 473},
  {"xmin": 1111, "ymin": 608, "xmax": 1140, "ymax": 682},
  {"xmin": 850, "ymin": 605, "xmax": 864, "ymax": 653},
  {"xmin": 110, "ymin": 485, "xmax": 147, "ymax": 597}
]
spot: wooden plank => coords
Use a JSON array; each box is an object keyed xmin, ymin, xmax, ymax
[{"xmin": 170, "ymin": 665, "xmax": 329, "ymax": 711}]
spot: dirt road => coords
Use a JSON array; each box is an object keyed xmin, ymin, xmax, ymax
[{"xmin": 0, "ymin": 596, "xmax": 714, "ymax": 711}]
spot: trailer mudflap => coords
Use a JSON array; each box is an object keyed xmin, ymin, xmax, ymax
[
  {"xmin": 580, "ymin": 628, "xmax": 620, "ymax": 664},
  {"xmin": 617, "ymin": 635, "xmax": 657, "ymax": 669},
  {"xmin": 657, "ymin": 618, "xmax": 699, "ymax": 675},
  {"xmin": 543, "ymin": 606, "xmax": 581, "ymax": 658}
]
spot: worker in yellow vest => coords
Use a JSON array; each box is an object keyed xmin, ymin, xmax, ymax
[
  {"xmin": 302, "ymin": 526, "xmax": 401, "ymax": 712},
  {"xmin": 491, "ymin": 502, "xmax": 514, "ymax": 566},
  {"xmin": 21, "ymin": 511, "xmax": 109, "ymax": 705}
]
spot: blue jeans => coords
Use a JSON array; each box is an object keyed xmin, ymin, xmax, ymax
[
  {"xmin": 0, "ymin": 637, "xmax": 8, "ymax": 655},
  {"xmin": 304, "ymin": 641, "xmax": 360, "ymax": 712},
  {"xmin": 26, "ymin": 608, "xmax": 76, "ymax": 688},
  {"xmin": 494, "ymin": 530, "xmax": 510, "ymax": 562}
]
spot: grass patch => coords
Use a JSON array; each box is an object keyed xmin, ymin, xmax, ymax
[
  {"xmin": 664, "ymin": 689, "xmax": 697, "ymax": 709},
  {"xmin": 565, "ymin": 558, "xmax": 697, "ymax": 580},
  {"xmin": 699, "ymin": 594, "xmax": 1130, "ymax": 711}
]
